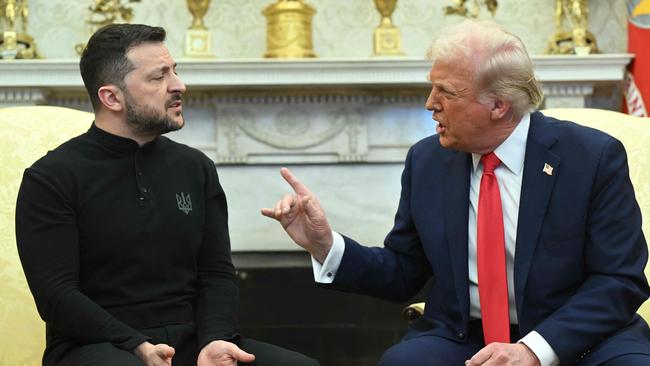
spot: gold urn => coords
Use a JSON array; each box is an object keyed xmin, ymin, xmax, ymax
[
  {"xmin": 373, "ymin": 0, "xmax": 403, "ymax": 56},
  {"xmin": 262, "ymin": 0, "xmax": 316, "ymax": 58},
  {"xmin": 185, "ymin": 0, "xmax": 214, "ymax": 57}
]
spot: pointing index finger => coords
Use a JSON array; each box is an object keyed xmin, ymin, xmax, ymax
[{"xmin": 280, "ymin": 167, "xmax": 312, "ymax": 195}]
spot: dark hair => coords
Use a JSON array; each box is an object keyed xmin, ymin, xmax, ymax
[{"xmin": 80, "ymin": 24, "xmax": 166, "ymax": 110}]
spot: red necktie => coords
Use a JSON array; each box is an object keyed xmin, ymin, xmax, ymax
[{"xmin": 477, "ymin": 152, "xmax": 510, "ymax": 344}]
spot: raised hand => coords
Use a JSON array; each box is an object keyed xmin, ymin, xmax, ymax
[
  {"xmin": 261, "ymin": 167, "xmax": 334, "ymax": 263},
  {"xmin": 197, "ymin": 340, "xmax": 255, "ymax": 366}
]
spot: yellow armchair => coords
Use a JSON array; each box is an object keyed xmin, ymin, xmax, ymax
[
  {"xmin": 403, "ymin": 108, "xmax": 650, "ymax": 323},
  {"xmin": 0, "ymin": 106, "xmax": 93, "ymax": 366}
]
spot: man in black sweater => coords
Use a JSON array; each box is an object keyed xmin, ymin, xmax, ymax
[{"xmin": 15, "ymin": 24, "xmax": 319, "ymax": 366}]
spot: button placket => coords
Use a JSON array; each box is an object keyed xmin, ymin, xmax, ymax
[{"xmin": 134, "ymin": 151, "xmax": 150, "ymax": 202}]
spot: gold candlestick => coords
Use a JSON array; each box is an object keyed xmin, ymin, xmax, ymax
[
  {"xmin": 444, "ymin": 0, "xmax": 498, "ymax": 18},
  {"xmin": 263, "ymin": 0, "xmax": 316, "ymax": 58},
  {"xmin": 373, "ymin": 0, "xmax": 403, "ymax": 56},
  {"xmin": 75, "ymin": 0, "xmax": 141, "ymax": 55},
  {"xmin": 1, "ymin": 0, "xmax": 39, "ymax": 59},
  {"xmin": 545, "ymin": 0, "xmax": 598, "ymax": 55},
  {"xmin": 185, "ymin": 0, "xmax": 214, "ymax": 58}
]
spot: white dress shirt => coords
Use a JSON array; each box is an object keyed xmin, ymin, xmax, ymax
[{"xmin": 313, "ymin": 113, "xmax": 559, "ymax": 366}]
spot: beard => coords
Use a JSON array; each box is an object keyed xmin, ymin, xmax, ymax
[{"xmin": 124, "ymin": 91, "xmax": 184, "ymax": 136}]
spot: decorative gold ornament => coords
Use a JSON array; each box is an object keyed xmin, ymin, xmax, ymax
[
  {"xmin": 185, "ymin": 0, "xmax": 214, "ymax": 58},
  {"xmin": 373, "ymin": 0, "xmax": 404, "ymax": 56},
  {"xmin": 262, "ymin": 0, "xmax": 316, "ymax": 59},
  {"xmin": 75, "ymin": 0, "xmax": 141, "ymax": 55},
  {"xmin": 545, "ymin": 0, "xmax": 598, "ymax": 55},
  {"xmin": 0, "ymin": 0, "xmax": 39, "ymax": 59},
  {"xmin": 444, "ymin": 0, "xmax": 498, "ymax": 18}
]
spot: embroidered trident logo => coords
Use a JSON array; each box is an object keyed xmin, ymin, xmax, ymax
[{"xmin": 176, "ymin": 192, "xmax": 192, "ymax": 214}]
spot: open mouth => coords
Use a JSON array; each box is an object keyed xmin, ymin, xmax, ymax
[
  {"xmin": 168, "ymin": 100, "xmax": 182, "ymax": 109},
  {"xmin": 436, "ymin": 121, "xmax": 447, "ymax": 134}
]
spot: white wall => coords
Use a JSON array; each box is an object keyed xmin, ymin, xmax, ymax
[{"xmin": 26, "ymin": 0, "xmax": 627, "ymax": 59}]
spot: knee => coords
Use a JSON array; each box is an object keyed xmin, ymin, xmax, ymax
[
  {"xmin": 57, "ymin": 342, "xmax": 143, "ymax": 366},
  {"xmin": 270, "ymin": 354, "xmax": 320, "ymax": 366},
  {"xmin": 299, "ymin": 357, "xmax": 320, "ymax": 366},
  {"xmin": 602, "ymin": 354, "xmax": 650, "ymax": 366},
  {"xmin": 291, "ymin": 356, "xmax": 320, "ymax": 366},
  {"xmin": 378, "ymin": 344, "xmax": 417, "ymax": 366},
  {"xmin": 378, "ymin": 349, "xmax": 400, "ymax": 366}
]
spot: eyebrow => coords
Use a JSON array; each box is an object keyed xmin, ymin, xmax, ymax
[
  {"xmin": 432, "ymin": 81, "xmax": 456, "ymax": 94},
  {"xmin": 147, "ymin": 63, "xmax": 177, "ymax": 77}
]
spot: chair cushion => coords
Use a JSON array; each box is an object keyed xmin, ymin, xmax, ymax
[{"xmin": 0, "ymin": 106, "xmax": 92, "ymax": 365}]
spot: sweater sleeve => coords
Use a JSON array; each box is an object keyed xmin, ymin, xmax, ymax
[
  {"xmin": 194, "ymin": 162, "xmax": 239, "ymax": 350},
  {"xmin": 15, "ymin": 168, "xmax": 149, "ymax": 351}
]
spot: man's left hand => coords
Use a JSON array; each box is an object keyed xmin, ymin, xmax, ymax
[
  {"xmin": 197, "ymin": 340, "xmax": 255, "ymax": 366},
  {"xmin": 466, "ymin": 343, "xmax": 540, "ymax": 366}
]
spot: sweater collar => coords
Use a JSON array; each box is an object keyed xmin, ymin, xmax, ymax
[{"xmin": 88, "ymin": 122, "xmax": 160, "ymax": 154}]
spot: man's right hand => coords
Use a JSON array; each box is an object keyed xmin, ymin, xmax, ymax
[
  {"xmin": 133, "ymin": 341, "xmax": 175, "ymax": 366},
  {"xmin": 261, "ymin": 167, "xmax": 334, "ymax": 263}
]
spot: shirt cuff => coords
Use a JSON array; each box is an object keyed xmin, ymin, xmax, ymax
[
  {"xmin": 311, "ymin": 231, "xmax": 345, "ymax": 283},
  {"xmin": 519, "ymin": 331, "xmax": 559, "ymax": 366}
]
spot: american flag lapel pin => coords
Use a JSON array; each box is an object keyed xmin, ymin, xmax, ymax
[{"xmin": 543, "ymin": 163, "xmax": 554, "ymax": 176}]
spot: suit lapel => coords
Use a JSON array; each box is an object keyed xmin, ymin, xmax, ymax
[
  {"xmin": 514, "ymin": 112, "xmax": 560, "ymax": 317},
  {"xmin": 443, "ymin": 151, "xmax": 471, "ymax": 324}
]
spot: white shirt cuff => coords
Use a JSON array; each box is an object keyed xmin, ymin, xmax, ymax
[
  {"xmin": 519, "ymin": 331, "xmax": 560, "ymax": 366},
  {"xmin": 312, "ymin": 231, "xmax": 345, "ymax": 283}
]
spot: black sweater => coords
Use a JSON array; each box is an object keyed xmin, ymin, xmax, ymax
[{"xmin": 16, "ymin": 123, "xmax": 238, "ymax": 355}]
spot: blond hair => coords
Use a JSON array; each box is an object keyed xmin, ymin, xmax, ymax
[{"xmin": 426, "ymin": 20, "xmax": 543, "ymax": 116}]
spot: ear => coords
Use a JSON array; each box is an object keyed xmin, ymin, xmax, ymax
[
  {"xmin": 97, "ymin": 85, "xmax": 124, "ymax": 112},
  {"xmin": 489, "ymin": 98, "xmax": 512, "ymax": 120}
]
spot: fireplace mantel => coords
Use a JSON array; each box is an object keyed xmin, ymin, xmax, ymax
[
  {"xmin": 0, "ymin": 53, "xmax": 632, "ymax": 96},
  {"xmin": 0, "ymin": 55, "xmax": 632, "ymax": 251}
]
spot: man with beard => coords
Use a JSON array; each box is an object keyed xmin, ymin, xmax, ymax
[{"xmin": 15, "ymin": 24, "xmax": 319, "ymax": 366}]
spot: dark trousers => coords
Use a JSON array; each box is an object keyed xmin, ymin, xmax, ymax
[
  {"xmin": 378, "ymin": 320, "xmax": 650, "ymax": 366},
  {"xmin": 379, "ymin": 320, "xmax": 519, "ymax": 366},
  {"xmin": 50, "ymin": 324, "xmax": 319, "ymax": 366}
]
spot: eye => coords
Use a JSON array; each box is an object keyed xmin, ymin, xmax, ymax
[{"xmin": 439, "ymin": 87, "xmax": 459, "ymax": 100}]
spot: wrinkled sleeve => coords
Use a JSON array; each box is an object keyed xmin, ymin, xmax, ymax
[
  {"xmin": 194, "ymin": 161, "xmax": 239, "ymax": 350},
  {"xmin": 15, "ymin": 168, "xmax": 149, "ymax": 351},
  {"xmin": 326, "ymin": 146, "xmax": 433, "ymax": 303}
]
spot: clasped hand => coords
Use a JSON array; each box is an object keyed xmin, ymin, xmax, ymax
[{"xmin": 261, "ymin": 167, "xmax": 333, "ymax": 263}]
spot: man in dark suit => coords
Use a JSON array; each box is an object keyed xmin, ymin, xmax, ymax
[{"xmin": 262, "ymin": 20, "xmax": 650, "ymax": 365}]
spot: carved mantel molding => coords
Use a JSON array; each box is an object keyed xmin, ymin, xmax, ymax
[
  {"xmin": 0, "ymin": 54, "xmax": 632, "ymax": 164},
  {"xmin": 0, "ymin": 55, "xmax": 632, "ymax": 251},
  {"xmin": 0, "ymin": 54, "xmax": 632, "ymax": 91}
]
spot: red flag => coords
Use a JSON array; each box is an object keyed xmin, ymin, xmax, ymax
[{"xmin": 624, "ymin": 0, "xmax": 650, "ymax": 117}]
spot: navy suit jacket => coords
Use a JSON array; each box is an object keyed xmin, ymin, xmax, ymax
[{"xmin": 332, "ymin": 111, "xmax": 650, "ymax": 364}]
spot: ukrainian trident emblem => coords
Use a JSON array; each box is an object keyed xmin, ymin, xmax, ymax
[{"xmin": 176, "ymin": 192, "xmax": 192, "ymax": 214}]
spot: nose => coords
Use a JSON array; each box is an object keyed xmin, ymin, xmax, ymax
[
  {"xmin": 425, "ymin": 88, "xmax": 442, "ymax": 113},
  {"xmin": 170, "ymin": 72, "xmax": 187, "ymax": 94}
]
